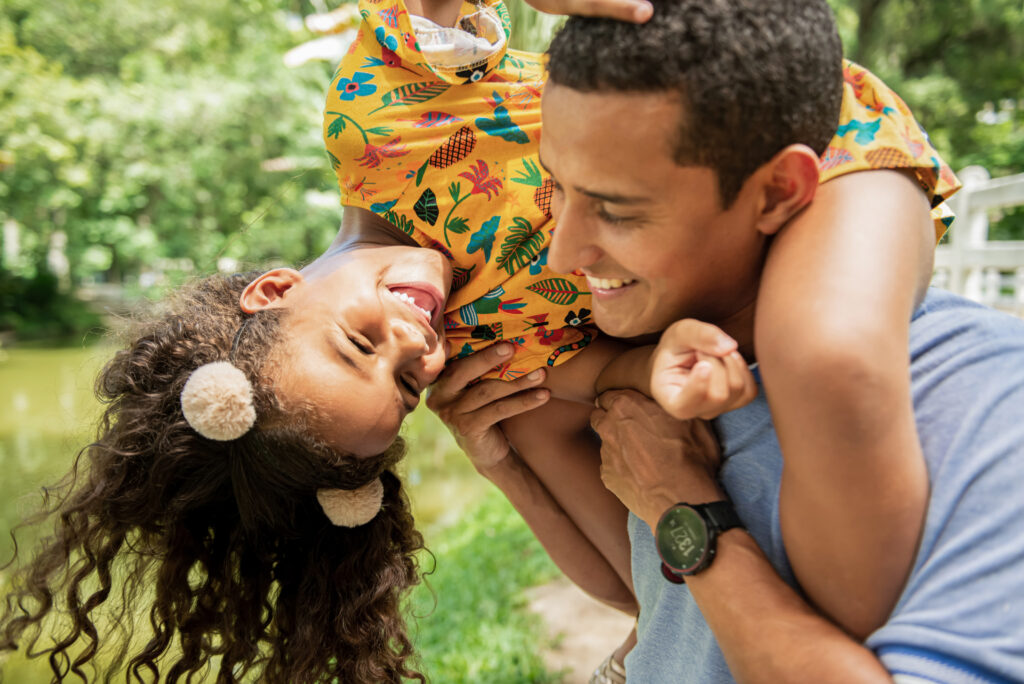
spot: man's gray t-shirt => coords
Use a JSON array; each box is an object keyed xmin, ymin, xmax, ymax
[{"xmin": 626, "ymin": 289, "xmax": 1024, "ymax": 683}]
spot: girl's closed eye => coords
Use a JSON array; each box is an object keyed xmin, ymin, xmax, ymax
[
  {"xmin": 398, "ymin": 375, "xmax": 417, "ymax": 396},
  {"xmin": 350, "ymin": 336, "xmax": 374, "ymax": 354}
]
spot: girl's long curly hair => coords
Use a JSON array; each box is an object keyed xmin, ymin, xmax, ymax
[{"xmin": 0, "ymin": 272, "xmax": 426, "ymax": 683}]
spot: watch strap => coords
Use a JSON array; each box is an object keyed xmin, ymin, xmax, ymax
[{"xmin": 697, "ymin": 500, "xmax": 743, "ymax": 535}]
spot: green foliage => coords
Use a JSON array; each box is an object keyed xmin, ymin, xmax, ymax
[
  {"xmin": 0, "ymin": 0, "xmax": 342, "ymax": 322},
  {"xmin": 504, "ymin": 2, "xmax": 563, "ymax": 53},
  {"xmin": 410, "ymin": 491, "xmax": 562, "ymax": 683},
  {"xmin": 827, "ymin": 0, "xmax": 1024, "ymax": 238},
  {"xmin": 0, "ymin": 270, "xmax": 101, "ymax": 339}
]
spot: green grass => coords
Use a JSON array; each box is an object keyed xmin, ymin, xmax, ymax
[{"xmin": 410, "ymin": 491, "xmax": 562, "ymax": 683}]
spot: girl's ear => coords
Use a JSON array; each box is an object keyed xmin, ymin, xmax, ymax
[
  {"xmin": 239, "ymin": 268, "xmax": 304, "ymax": 313},
  {"xmin": 753, "ymin": 144, "xmax": 821, "ymax": 236}
]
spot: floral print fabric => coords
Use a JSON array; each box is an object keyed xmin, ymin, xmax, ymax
[
  {"xmin": 825, "ymin": 61, "xmax": 960, "ymax": 237},
  {"xmin": 324, "ymin": 0, "xmax": 960, "ymax": 380}
]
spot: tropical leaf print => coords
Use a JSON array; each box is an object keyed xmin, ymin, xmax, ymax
[
  {"xmin": 475, "ymin": 105, "xmax": 529, "ymax": 144},
  {"xmin": 371, "ymin": 199, "xmax": 398, "ymax": 213},
  {"xmin": 378, "ymin": 5, "xmax": 403, "ymax": 28},
  {"xmin": 497, "ymin": 217, "xmax": 545, "ymax": 276},
  {"xmin": 414, "ymin": 188, "xmax": 439, "ymax": 225},
  {"xmin": 819, "ymin": 145, "xmax": 855, "ymax": 172},
  {"xmin": 512, "ymin": 158, "xmax": 542, "ymax": 187},
  {"xmin": 527, "ymin": 277, "xmax": 584, "ymax": 306},
  {"xmin": 410, "ymin": 111, "xmax": 463, "ymax": 128},
  {"xmin": 452, "ymin": 265, "xmax": 476, "ymax": 291},
  {"xmin": 467, "ymin": 216, "xmax": 500, "ymax": 262},
  {"xmin": 499, "ymin": 52, "xmax": 526, "ymax": 71},
  {"xmin": 383, "ymin": 209, "xmax": 416, "ymax": 236},
  {"xmin": 326, "ymin": 115, "xmax": 347, "ymax": 139},
  {"xmin": 836, "ymin": 118, "xmax": 881, "ymax": 145},
  {"xmin": 446, "ymin": 216, "xmax": 470, "ymax": 235},
  {"xmin": 369, "ymin": 82, "xmax": 450, "ymax": 115},
  {"xmin": 494, "ymin": 1, "xmax": 511, "ymax": 32},
  {"xmin": 326, "ymin": 150, "xmax": 341, "ymax": 170}
]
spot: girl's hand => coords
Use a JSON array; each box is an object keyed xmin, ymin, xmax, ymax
[
  {"xmin": 650, "ymin": 319, "xmax": 758, "ymax": 421},
  {"xmin": 523, "ymin": 0, "xmax": 653, "ymax": 23},
  {"xmin": 426, "ymin": 344, "xmax": 550, "ymax": 472}
]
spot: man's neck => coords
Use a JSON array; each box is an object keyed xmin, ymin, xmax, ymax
[{"xmin": 712, "ymin": 297, "xmax": 759, "ymax": 364}]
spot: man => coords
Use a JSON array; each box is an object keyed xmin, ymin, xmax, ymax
[{"xmin": 431, "ymin": 1, "xmax": 1024, "ymax": 682}]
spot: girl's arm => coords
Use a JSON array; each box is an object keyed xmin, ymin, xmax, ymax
[
  {"xmin": 591, "ymin": 320, "xmax": 757, "ymax": 420},
  {"xmin": 756, "ymin": 168, "xmax": 934, "ymax": 639},
  {"xmin": 427, "ymin": 343, "xmax": 636, "ymax": 612}
]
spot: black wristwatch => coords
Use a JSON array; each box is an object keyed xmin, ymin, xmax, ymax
[{"xmin": 655, "ymin": 501, "xmax": 744, "ymax": 583}]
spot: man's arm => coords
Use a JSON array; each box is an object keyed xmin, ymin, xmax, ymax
[{"xmin": 592, "ymin": 390, "xmax": 894, "ymax": 683}]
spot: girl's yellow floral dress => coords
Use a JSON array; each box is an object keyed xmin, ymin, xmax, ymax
[{"xmin": 324, "ymin": 0, "xmax": 959, "ymax": 380}]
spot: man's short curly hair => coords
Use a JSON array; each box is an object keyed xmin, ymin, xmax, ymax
[{"xmin": 546, "ymin": 0, "xmax": 843, "ymax": 205}]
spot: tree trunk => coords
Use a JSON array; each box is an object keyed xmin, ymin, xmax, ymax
[{"xmin": 854, "ymin": 0, "xmax": 889, "ymax": 65}]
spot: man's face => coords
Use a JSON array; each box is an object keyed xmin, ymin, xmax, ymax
[{"xmin": 541, "ymin": 84, "xmax": 769, "ymax": 338}]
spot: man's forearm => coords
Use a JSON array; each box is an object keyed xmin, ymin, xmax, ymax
[
  {"xmin": 683, "ymin": 528, "xmax": 894, "ymax": 684},
  {"xmin": 480, "ymin": 453, "xmax": 637, "ymax": 614}
]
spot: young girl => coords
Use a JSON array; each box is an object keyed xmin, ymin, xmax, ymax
[{"xmin": 0, "ymin": 2, "xmax": 957, "ymax": 684}]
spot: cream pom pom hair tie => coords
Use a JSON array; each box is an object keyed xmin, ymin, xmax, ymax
[{"xmin": 179, "ymin": 317, "xmax": 383, "ymax": 527}]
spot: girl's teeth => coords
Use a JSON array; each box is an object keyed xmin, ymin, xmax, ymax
[
  {"xmin": 391, "ymin": 290, "xmax": 432, "ymax": 318},
  {"xmin": 587, "ymin": 276, "xmax": 636, "ymax": 290}
]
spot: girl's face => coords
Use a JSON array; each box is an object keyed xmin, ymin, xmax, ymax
[{"xmin": 242, "ymin": 245, "xmax": 452, "ymax": 457}]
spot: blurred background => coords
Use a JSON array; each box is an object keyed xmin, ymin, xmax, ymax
[{"xmin": 1, "ymin": 0, "xmax": 1022, "ymax": 681}]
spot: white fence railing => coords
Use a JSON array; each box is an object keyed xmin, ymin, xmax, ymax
[{"xmin": 933, "ymin": 166, "xmax": 1024, "ymax": 315}]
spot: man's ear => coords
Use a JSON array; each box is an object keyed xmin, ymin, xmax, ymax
[
  {"xmin": 753, "ymin": 144, "xmax": 821, "ymax": 236},
  {"xmin": 239, "ymin": 268, "xmax": 304, "ymax": 313}
]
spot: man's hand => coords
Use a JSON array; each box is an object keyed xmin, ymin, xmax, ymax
[
  {"xmin": 591, "ymin": 390, "xmax": 724, "ymax": 530},
  {"xmin": 650, "ymin": 319, "xmax": 757, "ymax": 421},
  {"xmin": 426, "ymin": 343, "xmax": 550, "ymax": 472},
  {"xmin": 523, "ymin": 0, "xmax": 652, "ymax": 23}
]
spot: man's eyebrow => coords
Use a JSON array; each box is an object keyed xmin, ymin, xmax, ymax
[{"xmin": 536, "ymin": 153, "xmax": 647, "ymax": 205}]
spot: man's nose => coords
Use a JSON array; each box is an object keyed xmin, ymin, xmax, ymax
[{"xmin": 547, "ymin": 204, "xmax": 602, "ymax": 274}]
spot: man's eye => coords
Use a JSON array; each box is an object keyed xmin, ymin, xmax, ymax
[
  {"xmin": 350, "ymin": 337, "xmax": 373, "ymax": 355},
  {"xmin": 597, "ymin": 207, "xmax": 633, "ymax": 225}
]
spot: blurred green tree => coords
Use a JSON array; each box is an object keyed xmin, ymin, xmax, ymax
[
  {"xmin": 828, "ymin": 0, "xmax": 1024, "ymax": 239},
  {"xmin": 1, "ymin": 0, "xmax": 1022, "ymax": 335},
  {"xmin": 0, "ymin": 0, "xmax": 341, "ymax": 314}
]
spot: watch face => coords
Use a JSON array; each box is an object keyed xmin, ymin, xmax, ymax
[{"xmin": 656, "ymin": 505, "xmax": 709, "ymax": 574}]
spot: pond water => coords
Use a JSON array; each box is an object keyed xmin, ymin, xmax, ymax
[{"xmin": 0, "ymin": 345, "xmax": 492, "ymax": 563}]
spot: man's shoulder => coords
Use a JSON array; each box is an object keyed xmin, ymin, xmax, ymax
[
  {"xmin": 910, "ymin": 288, "xmax": 1024, "ymax": 363},
  {"xmin": 871, "ymin": 288, "xmax": 1024, "ymax": 684}
]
